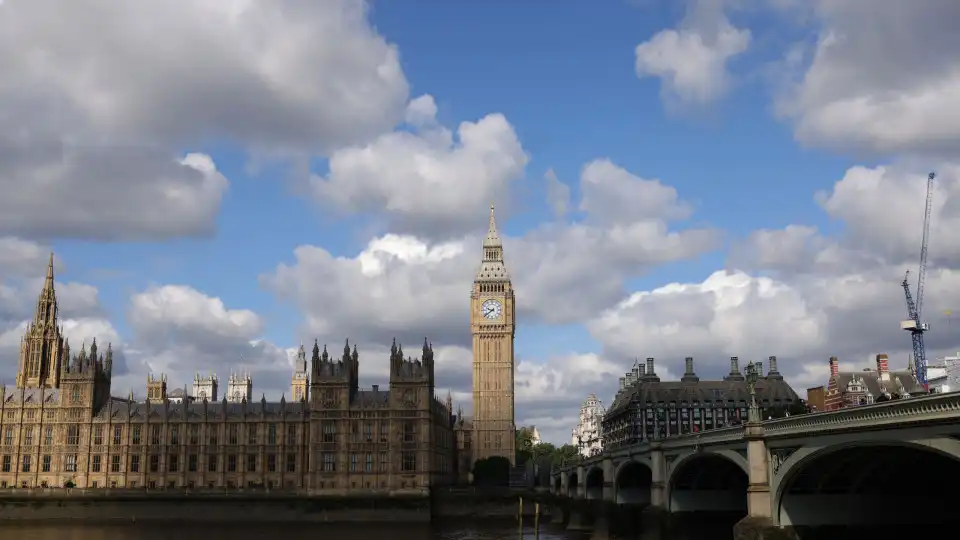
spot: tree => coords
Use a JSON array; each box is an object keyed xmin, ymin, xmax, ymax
[
  {"xmin": 551, "ymin": 444, "xmax": 580, "ymax": 467},
  {"xmin": 765, "ymin": 400, "xmax": 811, "ymax": 419},
  {"xmin": 515, "ymin": 428, "xmax": 535, "ymax": 466},
  {"xmin": 533, "ymin": 442, "xmax": 556, "ymax": 461}
]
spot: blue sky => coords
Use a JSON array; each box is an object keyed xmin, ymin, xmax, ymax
[{"xmin": 1, "ymin": 0, "xmax": 959, "ymax": 443}]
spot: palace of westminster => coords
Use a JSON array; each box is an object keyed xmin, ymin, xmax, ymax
[{"xmin": 0, "ymin": 205, "xmax": 518, "ymax": 491}]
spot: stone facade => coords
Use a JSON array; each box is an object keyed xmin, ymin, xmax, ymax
[
  {"xmin": 468, "ymin": 204, "xmax": 516, "ymax": 466},
  {"xmin": 0, "ymin": 255, "xmax": 457, "ymax": 492},
  {"xmin": 572, "ymin": 394, "xmax": 604, "ymax": 457},
  {"xmin": 603, "ymin": 356, "xmax": 800, "ymax": 449},
  {"xmin": 822, "ymin": 354, "xmax": 924, "ymax": 410}
]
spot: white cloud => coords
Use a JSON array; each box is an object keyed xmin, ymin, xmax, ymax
[
  {"xmin": 591, "ymin": 161, "xmax": 960, "ymax": 393},
  {"xmin": 777, "ymin": 0, "xmax": 960, "ymax": 155},
  {"xmin": 267, "ymin": 160, "xmax": 719, "ymax": 444},
  {"xmin": 0, "ymin": 0, "xmax": 408, "ymax": 240},
  {"xmin": 123, "ymin": 284, "xmax": 292, "ymax": 401},
  {"xmin": 635, "ymin": 0, "xmax": 751, "ymax": 107},
  {"xmin": 311, "ymin": 94, "xmax": 529, "ymax": 239},
  {"xmin": 268, "ymin": 159, "xmax": 720, "ymax": 345},
  {"xmin": 544, "ymin": 169, "xmax": 570, "ymax": 219}
]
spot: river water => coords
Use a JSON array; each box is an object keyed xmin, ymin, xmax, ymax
[{"xmin": 0, "ymin": 522, "xmax": 736, "ymax": 540}]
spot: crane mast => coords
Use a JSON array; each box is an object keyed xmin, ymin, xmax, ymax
[{"xmin": 901, "ymin": 172, "xmax": 935, "ymax": 388}]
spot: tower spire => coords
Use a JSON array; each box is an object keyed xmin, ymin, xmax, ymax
[
  {"xmin": 484, "ymin": 202, "xmax": 502, "ymax": 248},
  {"xmin": 45, "ymin": 252, "xmax": 55, "ymax": 285},
  {"xmin": 476, "ymin": 203, "xmax": 509, "ymax": 281},
  {"xmin": 35, "ymin": 252, "xmax": 58, "ymax": 325}
]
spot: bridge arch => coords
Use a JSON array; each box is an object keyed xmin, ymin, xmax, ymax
[
  {"xmin": 585, "ymin": 466, "xmax": 604, "ymax": 500},
  {"xmin": 666, "ymin": 450, "xmax": 748, "ymax": 514},
  {"xmin": 776, "ymin": 439, "xmax": 960, "ymax": 527},
  {"xmin": 614, "ymin": 459, "xmax": 652, "ymax": 505}
]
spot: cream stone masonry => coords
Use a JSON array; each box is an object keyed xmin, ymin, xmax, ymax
[
  {"xmin": 470, "ymin": 204, "xmax": 516, "ymax": 466},
  {"xmin": 0, "ymin": 255, "xmax": 457, "ymax": 492}
]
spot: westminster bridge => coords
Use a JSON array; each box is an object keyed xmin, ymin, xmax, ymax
[{"xmin": 548, "ymin": 391, "xmax": 960, "ymax": 539}]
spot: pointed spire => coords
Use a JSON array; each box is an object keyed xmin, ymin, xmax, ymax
[
  {"xmin": 477, "ymin": 203, "xmax": 509, "ymax": 281},
  {"xmin": 33, "ymin": 252, "xmax": 59, "ymax": 327},
  {"xmin": 483, "ymin": 202, "xmax": 502, "ymax": 248}
]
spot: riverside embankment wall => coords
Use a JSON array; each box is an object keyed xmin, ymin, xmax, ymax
[{"xmin": 0, "ymin": 488, "xmax": 549, "ymax": 523}]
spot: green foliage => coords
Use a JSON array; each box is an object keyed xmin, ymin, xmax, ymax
[
  {"xmin": 551, "ymin": 444, "xmax": 580, "ymax": 467},
  {"xmin": 515, "ymin": 428, "xmax": 535, "ymax": 466},
  {"xmin": 533, "ymin": 442, "xmax": 556, "ymax": 460},
  {"xmin": 471, "ymin": 456, "xmax": 511, "ymax": 486},
  {"xmin": 765, "ymin": 400, "xmax": 811, "ymax": 419}
]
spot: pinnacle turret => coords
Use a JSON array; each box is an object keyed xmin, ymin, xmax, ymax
[
  {"xmin": 476, "ymin": 203, "xmax": 510, "ymax": 281},
  {"xmin": 483, "ymin": 202, "xmax": 502, "ymax": 248}
]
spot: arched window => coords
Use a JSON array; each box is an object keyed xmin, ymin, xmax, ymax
[{"xmin": 66, "ymin": 426, "xmax": 80, "ymax": 445}]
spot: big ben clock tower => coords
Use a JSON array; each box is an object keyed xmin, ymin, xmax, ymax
[{"xmin": 471, "ymin": 203, "xmax": 517, "ymax": 465}]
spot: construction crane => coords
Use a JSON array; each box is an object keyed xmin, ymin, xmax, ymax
[{"xmin": 900, "ymin": 172, "xmax": 936, "ymax": 388}]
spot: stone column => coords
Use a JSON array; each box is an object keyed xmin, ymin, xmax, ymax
[
  {"xmin": 744, "ymin": 422, "xmax": 771, "ymax": 520},
  {"xmin": 649, "ymin": 444, "xmax": 666, "ymax": 508},
  {"xmin": 733, "ymin": 422, "xmax": 798, "ymax": 540},
  {"xmin": 601, "ymin": 458, "xmax": 614, "ymax": 501},
  {"xmin": 576, "ymin": 464, "xmax": 586, "ymax": 499}
]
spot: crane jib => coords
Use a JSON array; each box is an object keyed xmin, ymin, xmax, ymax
[{"xmin": 901, "ymin": 172, "xmax": 935, "ymax": 389}]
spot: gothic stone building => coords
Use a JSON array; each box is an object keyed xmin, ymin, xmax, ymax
[{"xmin": 0, "ymin": 254, "xmax": 456, "ymax": 491}]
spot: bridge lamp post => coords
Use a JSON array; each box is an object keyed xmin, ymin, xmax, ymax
[{"xmin": 745, "ymin": 362, "xmax": 761, "ymax": 424}]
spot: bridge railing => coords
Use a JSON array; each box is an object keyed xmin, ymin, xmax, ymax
[
  {"xmin": 760, "ymin": 390, "xmax": 960, "ymax": 437},
  {"xmin": 550, "ymin": 392, "xmax": 960, "ymax": 474}
]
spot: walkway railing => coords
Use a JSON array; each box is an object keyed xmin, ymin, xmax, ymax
[
  {"xmin": 761, "ymin": 390, "xmax": 960, "ymax": 437},
  {"xmin": 551, "ymin": 391, "xmax": 960, "ymax": 473}
]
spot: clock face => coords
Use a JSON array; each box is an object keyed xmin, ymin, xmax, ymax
[{"xmin": 481, "ymin": 299, "xmax": 503, "ymax": 320}]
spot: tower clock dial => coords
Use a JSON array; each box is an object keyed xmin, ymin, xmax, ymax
[{"xmin": 481, "ymin": 299, "xmax": 503, "ymax": 320}]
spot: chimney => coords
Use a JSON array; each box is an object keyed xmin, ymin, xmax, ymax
[
  {"xmin": 638, "ymin": 363, "xmax": 646, "ymax": 376},
  {"xmin": 829, "ymin": 356, "xmax": 839, "ymax": 377},
  {"xmin": 646, "ymin": 357, "xmax": 655, "ymax": 376},
  {"xmin": 372, "ymin": 384, "xmax": 379, "ymax": 392},
  {"xmin": 681, "ymin": 357, "xmax": 699, "ymax": 383},
  {"xmin": 724, "ymin": 356, "xmax": 745, "ymax": 381},
  {"xmin": 767, "ymin": 356, "xmax": 783, "ymax": 380},
  {"xmin": 876, "ymin": 354, "xmax": 889, "ymax": 381}
]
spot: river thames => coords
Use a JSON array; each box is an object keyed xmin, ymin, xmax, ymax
[{"xmin": 0, "ymin": 522, "xmax": 739, "ymax": 540}]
